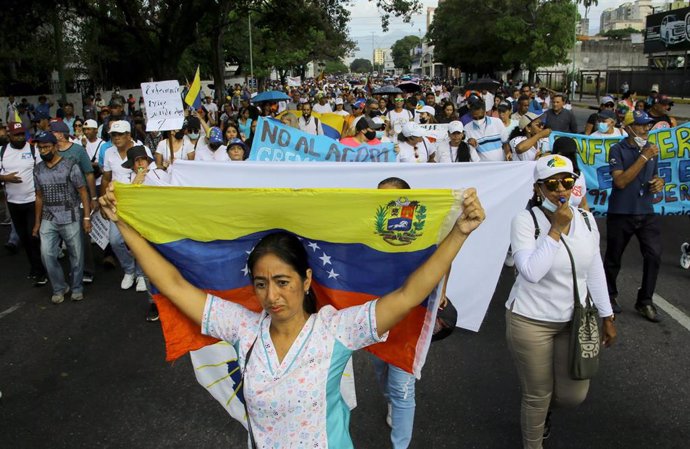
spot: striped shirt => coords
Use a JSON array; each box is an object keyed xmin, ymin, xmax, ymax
[{"xmin": 464, "ymin": 117, "xmax": 506, "ymax": 161}]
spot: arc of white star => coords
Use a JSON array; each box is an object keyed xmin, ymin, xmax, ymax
[
  {"xmin": 327, "ymin": 268, "xmax": 339, "ymax": 279},
  {"xmin": 307, "ymin": 242, "xmax": 320, "ymax": 252},
  {"xmin": 319, "ymin": 252, "xmax": 332, "ymax": 266},
  {"xmin": 241, "ymin": 265, "xmax": 249, "ymax": 276}
]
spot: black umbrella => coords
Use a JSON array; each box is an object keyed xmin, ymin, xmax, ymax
[
  {"xmin": 465, "ymin": 78, "xmax": 501, "ymax": 91},
  {"xmin": 396, "ymin": 81, "xmax": 421, "ymax": 93},
  {"xmin": 373, "ymin": 85, "xmax": 403, "ymax": 95}
]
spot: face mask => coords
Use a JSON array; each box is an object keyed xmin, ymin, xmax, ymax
[
  {"xmin": 420, "ymin": 117, "xmax": 428, "ymax": 124},
  {"xmin": 187, "ymin": 132, "xmax": 199, "ymax": 140},
  {"xmin": 364, "ymin": 130, "xmax": 377, "ymax": 140},
  {"xmin": 40, "ymin": 152, "xmax": 55, "ymax": 162},
  {"xmin": 597, "ymin": 122, "xmax": 609, "ymax": 133},
  {"xmin": 375, "ymin": 131, "xmax": 385, "ymax": 139},
  {"xmin": 472, "ymin": 117, "xmax": 485, "ymax": 127},
  {"xmin": 541, "ymin": 195, "xmax": 560, "ymax": 213},
  {"xmin": 174, "ymin": 131, "xmax": 185, "ymax": 140},
  {"xmin": 0, "ymin": 137, "xmax": 8, "ymax": 146},
  {"xmin": 9, "ymin": 139, "xmax": 26, "ymax": 149},
  {"xmin": 209, "ymin": 143, "xmax": 221, "ymax": 151},
  {"xmin": 634, "ymin": 136, "xmax": 647, "ymax": 148}
]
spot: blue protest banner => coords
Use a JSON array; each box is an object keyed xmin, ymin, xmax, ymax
[
  {"xmin": 551, "ymin": 122, "xmax": 690, "ymax": 216},
  {"xmin": 248, "ymin": 117, "xmax": 396, "ymax": 162}
]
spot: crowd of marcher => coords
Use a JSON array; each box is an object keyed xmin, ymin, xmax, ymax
[{"xmin": 1, "ymin": 75, "xmax": 687, "ymax": 449}]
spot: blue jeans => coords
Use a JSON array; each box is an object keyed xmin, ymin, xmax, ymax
[
  {"xmin": 109, "ymin": 221, "xmax": 142, "ymax": 277},
  {"xmin": 372, "ymin": 357, "xmax": 416, "ymax": 449},
  {"xmin": 39, "ymin": 220, "xmax": 83, "ymax": 294}
]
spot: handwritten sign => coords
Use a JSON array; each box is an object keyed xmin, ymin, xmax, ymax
[
  {"xmin": 248, "ymin": 117, "xmax": 396, "ymax": 162},
  {"xmin": 89, "ymin": 212, "xmax": 110, "ymax": 250},
  {"xmin": 551, "ymin": 122, "xmax": 690, "ymax": 216},
  {"xmin": 141, "ymin": 81, "xmax": 185, "ymax": 131}
]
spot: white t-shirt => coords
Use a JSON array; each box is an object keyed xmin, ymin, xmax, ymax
[
  {"xmin": 397, "ymin": 138, "xmax": 435, "ymax": 163},
  {"xmin": 501, "ymin": 119, "xmax": 519, "ymax": 144},
  {"xmin": 194, "ymin": 145, "xmax": 230, "ymax": 162},
  {"xmin": 313, "ymin": 103, "xmax": 333, "ymax": 114},
  {"xmin": 589, "ymin": 128, "xmax": 627, "ymax": 138},
  {"xmin": 570, "ymin": 173, "xmax": 587, "ymax": 208},
  {"xmin": 155, "ymin": 139, "xmax": 195, "ymax": 165},
  {"xmin": 483, "ymin": 92, "xmax": 495, "ymax": 112},
  {"xmin": 83, "ymin": 138, "xmax": 105, "ymax": 185},
  {"xmin": 332, "ymin": 109, "xmax": 350, "ymax": 117},
  {"xmin": 386, "ymin": 109, "xmax": 414, "ymax": 135},
  {"xmin": 506, "ymin": 207, "xmax": 612, "ymax": 322},
  {"xmin": 509, "ymin": 136, "xmax": 550, "ymax": 161},
  {"xmin": 103, "ymin": 147, "xmax": 134, "ymax": 184},
  {"xmin": 1, "ymin": 143, "xmax": 40, "ymax": 204},
  {"xmin": 298, "ymin": 116, "xmax": 324, "ymax": 135},
  {"xmin": 435, "ymin": 138, "xmax": 479, "ymax": 163}
]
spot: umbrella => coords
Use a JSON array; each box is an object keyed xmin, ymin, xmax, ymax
[
  {"xmin": 396, "ymin": 81, "xmax": 421, "ymax": 93},
  {"xmin": 400, "ymin": 75, "xmax": 412, "ymax": 81},
  {"xmin": 252, "ymin": 90, "xmax": 290, "ymax": 103},
  {"xmin": 465, "ymin": 78, "xmax": 501, "ymax": 92},
  {"xmin": 383, "ymin": 77, "xmax": 395, "ymax": 82},
  {"xmin": 373, "ymin": 85, "xmax": 403, "ymax": 95}
]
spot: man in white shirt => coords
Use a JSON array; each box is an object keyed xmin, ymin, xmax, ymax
[
  {"xmin": 0, "ymin": 122, "xmax": 46, "ymax": 284},
  {"xmin": 203, "ymin": 96, "xmax": 219, "ymax": 125},
  {"xmin": 81, "ymin": 120, "xmax": 104, "ymax": 187},
  {"xmin": 100, "ymin": 121, "xmax": 146, "ymax": 292},
  {"xmin": 297, "ymin": 103, "xmax": 324, "ymax": 135},
  {"xmin": 464, "ymin": 102, "xmax": 507, "ymax": 161},
  {"xmin": 312, "ymin": 94, "xmax": 333, "ymax": 114},
  {"xmin": 332, "ymin": 98, "xmax": 350, "ymax": 117}
]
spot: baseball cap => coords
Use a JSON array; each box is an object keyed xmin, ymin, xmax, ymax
[
  {"xmin": 33, "ymin": 130, "xmax": 57, "ymax": 144},
  {"xmin": 334, "ymin": 98, "xmax": 344, "ymax": 105},
  {"xmin": 356, "ymin": 116, "xmax": 385, "ymax": 132},
  {"xmin": 420, "ymin": 105, "xmax": 435, "ymax": 116},
  {"xmin": 121, "ymin": 146, "xmax": 153, "ymax": 169},
  {"xmin": 448, "ymin": 121, "xmax": 464, "ymax": 134},
  {"xmin": 226, "ymin": 138, "xmax": 247, "ymax": 152},
  {"xmin": 650, "ymin": 84, "xmax": 659, "ymax": 93},
  {"xmin": 83, "ymin": 119, "xmax": 98, "ymax": 129},
  {"xmin": 597, "ymin": 109, "xmax": 617, "ymax": 121},
  {"xmin": 466, "ymin": 94, "xmax": 482, "ymax": 106},
  {"xmin": 49, "ymin": 120, "xmax": 70, "ymax": 134},
  {"xmin": 353, "ymin": 99, "xmax": 366, "ymax": 109},
  {"xmin": 534, "ymin": 154, "xmax": 576, "ymax": 182},
  {"xmin": 518, "ymin": 112, "xmax": 543, "ymax": 131},
  {"xmin": 600, "ymin": 95, "xmax": 615, "ymax": 105},
  {"xmin": 109, "ymin": 120, "xmax": 131, "ymax": 134},
  {"xmin": 208, "ymin": 127, "xmax": 223, "ymax": 144},
  {"xmin": 8, "ymin": 122, "xmax": 26, "ymax": 135},
  {"xmin": 625, "ymin": 110, "xmax": 654, "ymax": 126},
  {"xmin": 401, "ymin": 122, "xmax": 427, "ymax": 138}
]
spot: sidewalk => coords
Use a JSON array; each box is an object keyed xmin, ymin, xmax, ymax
[{"xmin": 572, "ymin": 94, "xmax": 690, "ymax": 122}]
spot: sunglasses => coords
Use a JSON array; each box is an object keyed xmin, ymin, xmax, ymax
[
  {"xmin": 539, "ymin": 177, "xmax": 575, "ymax": 191},
  {"xmin": 394, "ymin": 99, "xmax": 404, "ymax": 102}
]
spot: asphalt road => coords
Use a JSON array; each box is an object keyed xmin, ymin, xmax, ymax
[{"xmin": 1, "ymin": 114, "xmax": 689, "ymax": 448}]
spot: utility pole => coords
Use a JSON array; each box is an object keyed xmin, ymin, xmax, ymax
[
  {"xmin": 371, "ymin": 32, "xmax": 375, "ymax": 74},
  {"xmin": 248, "ymin": 12, "xmax": 254, "ymax": 90},
  {"xmin": 572, "ymin": 5, "xmax": 578, "ymax": 100}
]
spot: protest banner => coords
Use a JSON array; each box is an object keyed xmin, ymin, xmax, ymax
[
  {"xmin": 551, "ymin": 122, "xmax": 690, "ymax": 216},
  {"xmin": 140, "ymin": 80, "xmax": 185, "ymax": 131},
  {"xmin": 419, "ymin": 123, "xmax": 450, "ymax": 142},
  {"xmin": 89, "ymin": 212, "xmax": 110, "ymax": 250},
  {"xmin": 248, "ymin": 116, "xmax": 396, "ymax": 162}
]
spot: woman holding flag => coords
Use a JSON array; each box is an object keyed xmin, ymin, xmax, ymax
[{"xmin": 98, "ymin": 185, "xmax": 485, "ymax": 448}]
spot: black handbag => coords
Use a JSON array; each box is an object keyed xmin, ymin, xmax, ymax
[{"xmin": 561, "ymin": 238, "xmax": 600, "ymax": 380}]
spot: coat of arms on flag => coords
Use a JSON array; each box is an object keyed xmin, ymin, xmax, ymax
[{"xmin": 375, "ymin": 197, "xmax": 426, "ymax": 245}]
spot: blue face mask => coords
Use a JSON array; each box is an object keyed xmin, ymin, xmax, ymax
[
  {"xmin": 376, "ymin": 131, "xmax": 385, "ymax": 139},
  {"xmin": 597, "ymin": 122, "xmax": 609, "ymax": 133}
]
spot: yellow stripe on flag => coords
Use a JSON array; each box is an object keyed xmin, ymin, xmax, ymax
[
  {"xmin": 14, "ymin": 109, "xmax": 21, "ymax": 123},
  {"xmin": 114, "ymin": 184, "xmax": 462, "ymax": 252},
  {"xmin": 184, "ymin": 66, "xmax": 201, "ymax": 107}
]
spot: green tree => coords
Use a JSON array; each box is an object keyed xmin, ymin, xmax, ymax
[
  {"xmin": 324, "ymin": 59, "xmax": 349, "ymax": 74},
  {"xmin": 600, "ymin": 27, "xmax": 639, "ymax": 39},
  {"xmin": 428, "ymin": 0, "xmax": 576, "ymax": 80},
  {"xmin": 391, "ymin": 35, "xmax": 420, "ymax": 72},
  {"xmin": 577, "ymin": 0, "xmax": 598, "ymax": 19},
  {"xmin": 350, "ymin": 58, "xmax": 373, "ymax": 73}
]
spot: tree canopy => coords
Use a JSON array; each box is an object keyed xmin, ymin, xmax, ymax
[
  {"xmin": 600, "ymin": 27, "xmax": 640, "ymax": 39},
  {"xmin": 391, "ymin": 36, "xmax": 421, "ymax": 72},
  {"xmin": 428, "ymin": 0, "xmax": 576, "ymax": 77},
  {"xmin": 350, "ymin": 58, "xmax": 373, "ymax": 73}
]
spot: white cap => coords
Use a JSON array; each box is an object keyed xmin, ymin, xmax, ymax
[
  {"xmin": 448, "ymin": 121, "xmax": 464, "ymax": 134},
  {"xmin": 334, "ymin": 97, "xmax": 344, "ymax": 105},
  {"xmin": 534, "ymin": 154, "xmax": 576, "ymax": 182},
  {"xmin": 401, "ymin": 122, "xmax": 427, "ymax": 138},
  {"xmin": 109, "ymin": 120, "xmax": 131, "ymax": 134},
  {"xmin": 600, "ymin": 95, "xmax": 615, "ymax": 105},
  {"xmin": 372, "ymin": 116, "xmax": 385, "ymax": 127},
  {"xmin": 83, "ymin": 119, "xmax": 98, "ymax": 129},
  {"xmin": 420, "ymin": 105, "xmax": 436, "ymax": 116},
  {"xmin": 299, "ymin": 97, "xmax": 308, "ymax": 104}
]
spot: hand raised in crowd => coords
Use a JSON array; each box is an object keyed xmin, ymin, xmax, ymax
[
  {"xmin": 454, "ymin": 188, "xmax": 485, "ymax": 236},
  {"xmin": 602, "ymin": 319, "xmax": 617, "ymax": 348},
  {"xmin": 641, "ymin": 143, "xmax": 659, "ymax": 160},
  {"xmin": 649, "ymin": 175, "xmax": 665, "ymax": 194},
  {"xmin": 2, "ymin": 172, "xmax": 22, "ymax": 183},
  {"xmin": 99, "ymin": 183, "xmax": 119, "ymax": 222},
  {"xmin": 538, "ymin": 128, "xmax": 552, "ymax": 139}
]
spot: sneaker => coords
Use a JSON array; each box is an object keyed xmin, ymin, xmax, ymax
[
  {"xmin": 610, "ymin": 298, "xmax": 622, "ymax": 314},
  {"xmin": 103, "ymin": 255, "xmax": 117, "ymax": 269},
  {"xmin": 635, "ymin": 304, "xmax": 660, "ymax": 323},
  {"xmin": 543, "ymin": 410, "xmax": 552, "ymax": 439},
  {"xmin": 681, "ymin": 242, "xmax": 690, "ymax": 269},
  {"xmin": 33, "ymin": 276, "xmax": 48, "ymax": 287},
  {"xmin": 135, "ymin": 276, "xmax": 147, "ymax": 292},
  {"xmin": 385, "ymin": 403, "xmax": 392, "ymax": 428},
  {"xmin": 51, "ymin": 287, "xmax": 69, "ymax": 304},
  {"xmin": 83, "ymin": 274, "xmax": 94, "ymax": 284},
  {"xmin": 146, "ymin": 303, "xmax": 159, "ymax": 322},
  {"xmin": 71, "ymin": 291, "xmax": 84, "ymax": 301},
  {"xmin": 121, "ymin": 273, "xmax": 135, "ymax": 290}
]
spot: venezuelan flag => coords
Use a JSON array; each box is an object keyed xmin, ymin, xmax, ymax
[
  {"xmin": 277, "ymin": 110, "xmax": 345, "ymax": 140},
  {"xmin": 115, "ymin": 184, "xmax": 462, "ymax": 377},
  {"xmin": 184, "ymin": 66, "xmax": 202, "ymax": 110}
]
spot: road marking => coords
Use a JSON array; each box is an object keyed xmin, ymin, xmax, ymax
[
  {"xmin": 0, "ymin": 302, "xmax": 23, "ymax": 319},
  {"xmin": 654, "ymin": 293, "xmax": 690, "ymax": 332}
]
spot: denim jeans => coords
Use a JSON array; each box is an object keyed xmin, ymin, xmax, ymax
[
  {"xmin": 39, "ymin": 220, "xmax": 84, "ymax": 294},
  {"xmin": 109, "ymin": 220, "xmax": 143, "ymax": 277},
  {"xmin": 372, "ymin": 356, "xmax": 416, "ymax": 449}
]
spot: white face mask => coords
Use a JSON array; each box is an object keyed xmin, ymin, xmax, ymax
[
  {"xmin": 629, "ymin": 127, "xmax": 648, "ymax": 148},
  {"xmin": 188, "ymin": 132, "xmax": 200, "ymax": 140},
  {"xmin": 540, "ymin": 186, "xmax": 562, "ymax": 212},
  {"xmin": 472, "ymin": 117, "xmax": 485, "ymax": 127}
]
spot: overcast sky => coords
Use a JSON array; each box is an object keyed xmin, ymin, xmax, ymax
[{"xmin": 346, "ymin": 0, "xmax": 638, "ymax": 61}]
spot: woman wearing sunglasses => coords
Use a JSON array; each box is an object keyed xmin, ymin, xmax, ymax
[{"xmin": 506, "ymin": 154, "xmax": 617, "ymax": 449}]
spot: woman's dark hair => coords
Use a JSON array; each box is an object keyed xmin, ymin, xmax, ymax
[
  {"xmin": 552, "ymin": 136, "xmax": 580, "ymax": 174},
  {"xmin": 622, "ymin": 90, "xmax": 636, "ymax": 100},
  {"xmin": 247, "ymin": 232, "xmax": 316, "ymax": 314},
  {"xmin": 224, "ymin": 122, "xmax": 241, "ymax": 141},
  {"xmin": 508, "ymin": 125, "xmax": 526, "ymax": 141},
  {"xmin": 378, "ymin": 177, "xmax": 411, "ymax": 189}
]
